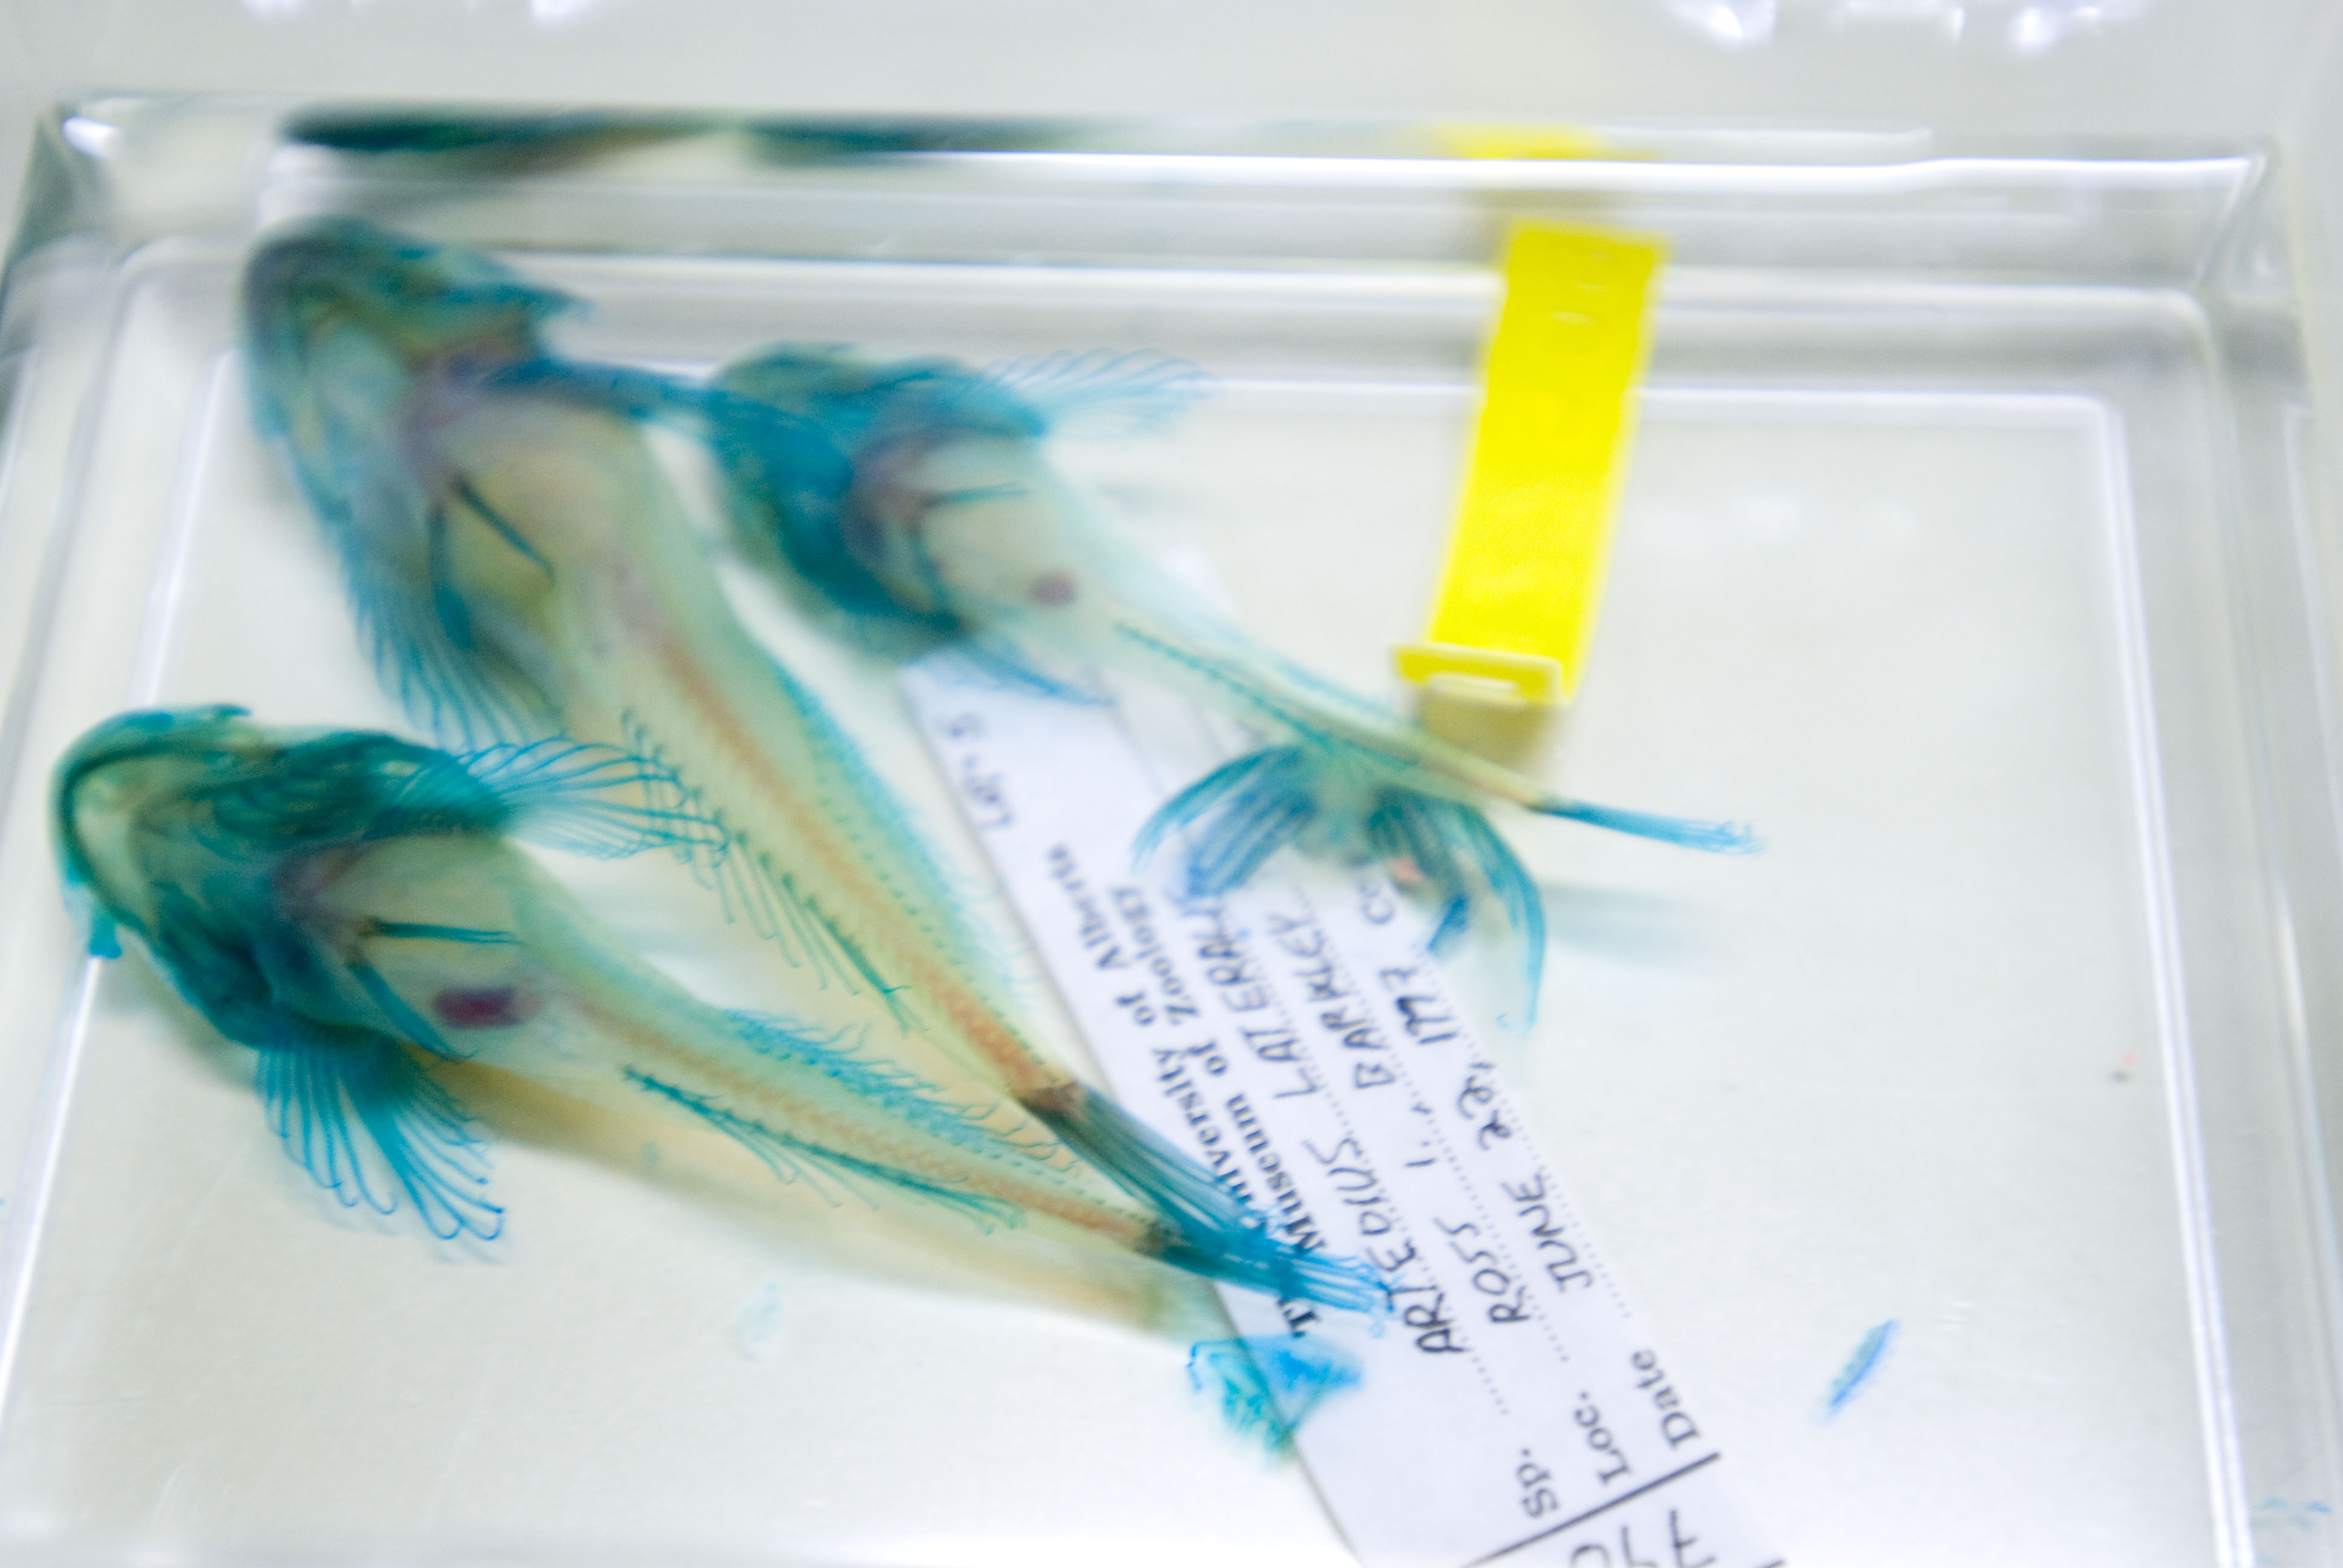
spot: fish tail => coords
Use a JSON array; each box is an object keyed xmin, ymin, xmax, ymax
[
  {"xmin": 1530, "ymin": 797, "xmax": 1763, "ymax": 854},
  {"xmin": 1135, "ymin": 746, "xmax": 1319, "ymax": 895},
  {"xmin": 1188, "ymin": 1334, "xmax": 1362, "ymax": 1457},
  {"xmin": 1027, "ymin": 1082, "xmax": 1383, "ymax": 1313},
  {"xmin": 1363, "ymin": 787, "xmax": 1547, "ymax": 1028},
  {"xmin": 1139, "ymin": 744, "xmax": 1549, "ymax": 1023}
]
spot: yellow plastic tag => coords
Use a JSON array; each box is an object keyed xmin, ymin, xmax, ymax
[
  {"xmin": 1399, "ymin": 224, "xmax": 1664, "ymax": 704},
  {"xmin": 1432, "ymin": 123, "xmax": 1611, "ymax": 162}
]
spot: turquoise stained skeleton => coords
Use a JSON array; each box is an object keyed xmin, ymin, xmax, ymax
[
  {"xmin": 702, "ymin": 347, "xmax": 1756, "ymax": 1021},
  {"xmin": 53, "ymin": 706, "xmax": 1374, "ymax": 1307},
  {"xmin": 233, "ymin": 218, "xmax": 1375, "ymax": 1308}
]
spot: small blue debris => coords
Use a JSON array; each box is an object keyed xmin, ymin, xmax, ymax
[
  {"xmin": 734, "ymin": 1279, "xmax": 785, "ymax": 1362},
  {"xmin": 1824, "ymin": 1319, "xmax": 1897, "ymax": 1420},
  {"xmin": 1188, "ymin": 1335, "xmax": 1362, "ymax": 1457}
]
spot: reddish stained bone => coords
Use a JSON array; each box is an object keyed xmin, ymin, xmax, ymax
[{"xmin": 433, "ymin": 985, "xmax": 542, "ymax": 1030}]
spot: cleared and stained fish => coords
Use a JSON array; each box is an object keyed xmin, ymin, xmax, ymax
[
  {"xmin": 239, "ymin": 218, "xmax": 1374, "ymax": 1307},
  {"xmin": 53, "ymin": 706, "xmax": 1375, "ymax": 1309},
  {"xmin": 705, "ymin": 347, "xmax": 1755, "ymax": 1018}
]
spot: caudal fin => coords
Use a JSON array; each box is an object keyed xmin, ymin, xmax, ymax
[
  {"xmin": 1532, "ymin": 797, "xmax": 1762, "ymax": 854},
  {"xmin": 1189, "ymin": 1334, "xmax": 1362, "ymax": 1456},
  {"xmin": 1138, "ymin": 744, "xmax": 1549, "ymax": 1022}
]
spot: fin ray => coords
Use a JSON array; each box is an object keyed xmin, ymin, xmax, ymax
[
  {"xmin": 614, "ymin": 709, "xmax": 926, "ymax": 1030},
  {"xmin": 980, "ymin": 349, "xmax": 1208, "ymax": 437},
  {"xmin": 1032, "ymin": 1083, "xmax": 1383, "ymax": 1313},
  {"xmin": 623, "ymin": 1065, "xmax": 1020, "ymax": 1230},
  {"xmin": 1533, "ymin": 797, "xmax": 1763, "ymax": 854},
  {"xmin": 255, "ymin": 1037, "xmax": 503, "ymax": 1241},
  {"xmin": 455, "ymin": 738, "xmax": 724, "ymax": 858},
  {"xmin": 1148, "ymin": 747, "xmax": 1547, "ymax": 1021}
]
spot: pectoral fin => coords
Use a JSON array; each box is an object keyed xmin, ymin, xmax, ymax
[{"xmin": 254, "ymin": 1033, "xmax": 502, "ymax": 1241}]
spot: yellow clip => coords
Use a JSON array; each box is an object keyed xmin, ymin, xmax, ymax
[
  {"xmin": 1398, "ymin": 223, "xmax": 1665, "ymax": 708},
  {"xmin": 1394, "ymin": 642, "xmax": 1566, "ymax": 704}
]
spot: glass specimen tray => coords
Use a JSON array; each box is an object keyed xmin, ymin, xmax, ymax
[{"xmin": 0, "ymin": 104, "xmax": 2339, "ymax": 1568}]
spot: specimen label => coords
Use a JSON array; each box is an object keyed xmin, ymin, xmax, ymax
[{"xmin": 902, "ymin": 655, "xmax": 1780, "ymax": 1568}]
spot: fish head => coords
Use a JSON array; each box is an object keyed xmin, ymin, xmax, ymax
[
  {"xmin": 53, "ymin": 708, "xmax": 503, "ymax": 952},
  {"xmin": 243, "ymin": 218, "xmax": 572, "ymax": 418},
  {"xmin": 53, "ymin": 707, "xmax": 283, "ymax": 950},
  {"xmin": 718, "ymin": 347, "xmax": 1094, "ymax": 630},
  {"xmin": 243, "ymin": 218, "xmax": 577, "ymax": 525},
  {"xmin": 242, "ymin": 222, "xmax": 606, "ymax": 745},
  {"xmin": 53, "ymin": 707, "xmax": 560, "ymax": 1053},
  {"xmin": 53, "ymin": 706, "xmax": 528, "ymax": 1242}
]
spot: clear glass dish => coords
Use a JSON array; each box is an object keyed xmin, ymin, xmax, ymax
[{"xmin": 0, "ymin": 102, "xmax": 2337, "ymax": 1568}]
